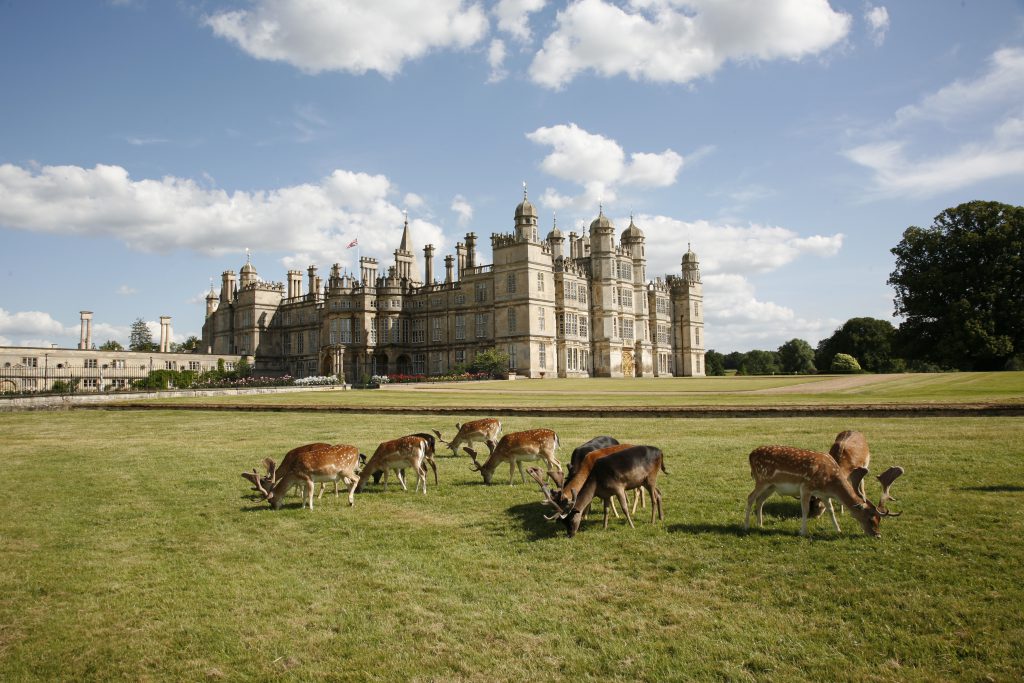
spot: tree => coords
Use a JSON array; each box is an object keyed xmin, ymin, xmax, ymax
[
  {"xmin": 816, "ymin": 317, "xmax": 902, "ymax": 373},
  {"xmin": 777, "ymin": 339, "xmax": 816, "ymax": 374},
  {"xmin": 99, "ymin": 339, "xmax": 124, "ymax": 351},
  {"xmin": 830, "ymin": 353, "xmax": 862, "ymax": 373},
  {"xmin": 737, "ymin": 350, "xmax": 780, "ymax": 376},
  {"xmin": 129, "ymin": 318, "xmax": 156, "ymax": 352},
  {"xmin": 723, "ymin": 351, "xmax": 745, "ymax": 371},
  {"xmin": 704, "ymin": 349, "xmax": 727, "ymax": 376},
  {"xmin": 468, "ymin": 347, "xmax": 511, "ymax": 378},
  {"xmin": 889, "ymin": 201, "xmax": 1024, "ymax": 370},
  {"xmin": 234, "ymin": 358, "xmax": 252, "ymax": 378},
  {"xmin": 180, "ymin": 335, "xmax": 201, "ymax": 352}
]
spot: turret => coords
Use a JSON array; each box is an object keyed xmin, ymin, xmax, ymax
[
  {"xmin": 514, "ymin": 184, "xmax": 538, "ymax": 243},
  {"xmin": 546, "ymin": 216, "xmax": 565, "ymax": 260},
  {"xmin": 205, "ymin": 287, "xmax": 218, "ymax": 317}
]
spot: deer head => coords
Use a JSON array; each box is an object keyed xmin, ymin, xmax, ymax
[{"xmin": 465, "ymin": 447, "xmax": 496, "ymax": 484}]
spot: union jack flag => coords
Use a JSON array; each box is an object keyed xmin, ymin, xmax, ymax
[{"xmin": 346, "ymin": 238, "xmax": 358, "ymax": 248}]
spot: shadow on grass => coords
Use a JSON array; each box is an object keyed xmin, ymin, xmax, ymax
[
  {"xmin": 668, "ymin": 522, "xmax": 791, "ymax": 538},
  {"xmin": 957, "ymin": 484, "xmax": 1024, "ymax": 493},
  {"xmin": 504, "ymin": 501, "xmax": 564, "ymax": 541}
]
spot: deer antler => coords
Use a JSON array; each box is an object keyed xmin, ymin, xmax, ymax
[
  {"xmin": 431, "ymin": 429, "xmax": 451, "ymax": 447},
  {"xmin": 465, "ymin": 448, "xmax": 481, "ymax": 471},
  {"xmin": 876, "ymin": 466, "xmax": 904, "ymax": 515},
  {"xmin": 262, "ymin": 457, "xmax": 276, "ymax": 482},
  {"xmin": 526, "ymin": 467, "xmax": 565, "ymax": 519}
]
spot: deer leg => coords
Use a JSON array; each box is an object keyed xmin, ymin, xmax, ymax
[
  {"xmin": 381, "ymin": 469, "xmax": 389, "ymax": 492},
  {"xmin": 396, "ymin": 469, "xmax": 409, "ymax": 491},
  {"xmin": 603, "ymin": 499, "xmax": 612, "ymax": 529},
  {"xmin": 799, "ymin": 487, "xmax": 812, "ymax": 537},
  {"xmin": 419, "ymin": 463, "xmax": 427, "ymax": 494},
  {"xmin": 618, "ymin": 490, "xmax": 634, "ymax": 528},
  {"xmin": 509, "ymin": 462, "xmax": 516, "ymax": 486},
  {"xmin": 486, "ymin": 439, "xmax": 496, "ymax": 455},
  {"xmin": 517, "ymin": 461, "xmax": 528, "ymax": 484},
  {"xmin": 745, "ymin": 484, "xmax": 771, "ymax": 529},
  {"xmin": 300, "ymin": 475, "xmax": 314, "ymax": 510},
  {"xmin": 754, "ymin": 489, "xmax": 774, "ymax": 527},
  {"xmin": 347, "ymin": 477, "xmax": 358, "ymax": 506},
  {"xmin": 317, "ymin": 482, "xmax": 326, "ymax": 500},
  {"xmin": 609, "ymin": 497, "xmax": 620, "ymax": 518},
  {"xmin": 826, "ymin": 499, "xmax": 842, "ymax": 533}
]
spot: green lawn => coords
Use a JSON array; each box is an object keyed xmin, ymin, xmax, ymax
[
  {"xmin": 142, "ymin": 371, "xmax": 1024, "ymax": 408},
  {"xmin": 1, "ymin": 410, "xmax": 1023, "ymax": 680}
]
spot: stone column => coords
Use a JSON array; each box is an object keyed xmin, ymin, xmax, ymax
[
  {"xmin": 455, "ymin": 243, "xmax": 466, "ymax": 281},
  {"xmin": 79, "ymin": 311, "xmax": 93, "ymax": 350},
  {"xmin": 444, "ymin": 255, "xmax": 454, "ymax": 284},
  {"xmin": 465, "ymin": 233, "xmax": 477, "ymax": 269},
  {"xmin": 424, "ymin": 245, "xmax": 435, "ymax": 284},
  {"xmin": 159, "ymin": 316, "xmax": 171, "ymax": 352}
]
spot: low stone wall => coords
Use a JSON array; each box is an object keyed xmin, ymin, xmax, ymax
[{"xmin": 0, "ymin": 384, "xmax": 348, "ymax": 412}]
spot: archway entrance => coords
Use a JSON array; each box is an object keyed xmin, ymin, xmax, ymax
[{"xmin": 395, "ymin": 354, "xmax": 412, "ymax": 376}]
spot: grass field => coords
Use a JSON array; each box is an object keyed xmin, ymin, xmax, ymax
[
  {"xmin": 2, "ymin": 408, "xmax": 1023, "ymax": 681},
  {"xmin": 144, "ymin": 372, "xmax": 1024, "ymax": 408}
]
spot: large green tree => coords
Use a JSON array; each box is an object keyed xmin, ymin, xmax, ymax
[
  {"xmin": 777, "ymin": 338, "xmax": 816, "ymax": 374},
  {"xmin": 737, "ymin": 350, "xmax": 780, "ymax": 376},
  {"xmin": 129, "ymin": 318, "xmax": 156, "ymax": 352},
  {"xmin": 704, "ymin": 349, "xmax": 727, "ymax": 376},
  {"xmin": 815, "ymin": 317, "xmax": 901, "ymax": 373},
  {"xmin": 889, "ymin": 201, "xmax": 1023, "ymax": 370}
]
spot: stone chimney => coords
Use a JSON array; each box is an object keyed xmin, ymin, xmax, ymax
[
  {"xmin": 424, "ymin": 245, "xmax": 435, "ymax": 284},
  {"xmin": 455, "ymin": 242, "xmax": 466, "ymax": 281},
  {"xmin": 159, "ymin": 316, "xmax": 171, "ymax": 353},
  {"xmin": 465, "ymin": 233, "xmax": 477, "ymax": 270},
  {"xmin": 78, "ymin": 311, "xmax": 93, "ymax": 350},
  {"xmin": 444, "ymin": 255, "xmax": 454, "ymax": 284}
]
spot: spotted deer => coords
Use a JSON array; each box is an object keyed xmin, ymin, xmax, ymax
[
  {"xmin": 246, "ymin": 443, "xmax": 363, "ymax": 509},
  {"xmin": 355, "ymin": 435, "xmax": 431, "ymax": 495},
  {"xmin": 465, "ymin": 428, "xmax": 561, "ymax": 485},
  {"xmin": 745, "ymin": 444, "xmax": 903, "ymax": 537},
  {"xmin": 433, "ymin": 418, "xmax": 502, "ymax": 456}
]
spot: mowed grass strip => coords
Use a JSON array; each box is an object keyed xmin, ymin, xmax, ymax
[
  {"xmin": 1, "ymin": 411, "xmax": 1022, "ymax": 681},
  {"xmin": 142, "ymin": 372, "xmax": 1024, "ymax": 409}
]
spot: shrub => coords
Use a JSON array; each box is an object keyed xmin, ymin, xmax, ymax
[
  {"xmin": 294, "ymin": 375, "xmax": 341, "ymax": 386},
  {"xmin": 830, "ymin": 353, "xmax": 863, "ymax": 373}
]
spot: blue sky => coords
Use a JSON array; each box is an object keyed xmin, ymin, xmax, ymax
[{"xmin": 1, "ymin": 0, "xmax": 1022, "ymax": 352}]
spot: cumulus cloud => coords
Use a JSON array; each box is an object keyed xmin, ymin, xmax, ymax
[
  {"xmin": 864, "ymin": 6, "xmax": 889, "ymax": 46},
  {"xmin": 529, "ymin": 0, "xmax": 851, "ymax": 89},
  {"xmin": 494, "ymin": 0, "xmax": 547, "ymax": 42},
  {"xmin": 205, "ymin": 0, "xmax": 489, "ymax": 77},
  {"xmin": 0, "ymin": 162, "xmax": 447, "ymax": 272},
  {"xmin": 116, "ymin": 285, "xmax": 137, "ymax": 296},
  {"xmin": 845, "ymin": 48, "xmax": 1024, "ymax": 196},
  {"xmin": 451, "ymin": 194, "xmax": 474, "ymax": 226},
  {"xmin": 487, "ymin": 38, "xmax": 509, "ymax": 82},
  {"xmin": 526, "ymin": 123, "xmax": 685, "ymax": 211}
]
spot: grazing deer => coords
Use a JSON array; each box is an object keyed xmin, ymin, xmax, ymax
[
  {"xmin": 744, "ymin": 445, "xmax": 903, "ymax": 537},
  {"xmin": 433, "ymin": 418, "xmax": 502, "ymax": 456},
  {"xmin": 533, "ymin": 445, "xmax": 666, "ymax": 537},
  {"xmin": 243, "ymin": 447, "xmax": 363, "ymax": 500},
  {"xmin": 247, "ymin": 443, "xmax": 363, "ymax": 510},
  {"xmin": 465, "ymin": 428, "xmax": 561, "ymax": 485},
  {"xmin": 368, "ymin": 433, "xmax": 439, "ymax": 487},
  {"xmin": 355, "ymin": 435, "xmax": 430, "ymax": 495},
  {"xmin": 540, "ymin": 441, "xmax": 643, "ymax": 518}
]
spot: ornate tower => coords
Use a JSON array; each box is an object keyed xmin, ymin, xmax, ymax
[{"xmin": 671, "ymin": 245, "xmax": 705, "ymax": 376}]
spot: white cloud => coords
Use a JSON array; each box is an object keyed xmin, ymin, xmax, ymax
[
  {"xmin": 116, "ymin": 285, "xmax": 137, "ymax": 296},
  {"xmin": 864, "ymin": 6, "xmax": 889, "ymax": 47},
  {"xmin": 487, "ymin": 39, "xmax": 508, "ymax": 83},
  {"xmin": 529, "ymin": 0, "xmax": 851, "ymax": 89},
  {"xmin": 891, "ymin": 47, "xmax": 1024, "ymax": 127},
  {"xmin": 494, "ymin": 0, "xmax": 547, "ymax": 42},
  {"xmin": 526, "ymin": 123, "xmax": 685, "ymax": 210},
  {"xmin": 844, "ymin": 48, "xmax": 1024, "ymax": 197},
  {"xmin": 205, "ymin": 0, "xmax": 489, "ymax": 77},
  {"xmin": 0, "ymin": 162, "xmax": 447, "ymax": 272},
  {"xmin": 0, "ymin": 309, "xmax": 72, "ymax": 342},
  {"xmin": 451, "ymin": 194, "xmax": 474, "ymax": 226},
  {"xmin": 403, "ymin": 193, "xmax": 426, "ymax": 209},
  {"xmin": 844, "ymin": 135, "xmax": 1024, "ymax": 197}
]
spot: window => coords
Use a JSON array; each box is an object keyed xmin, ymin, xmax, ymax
[
  {"xmin": 622, "ymin": 318, "xmax": 634, "ymax": 340},
  {"xmin": 580, "ymin": 316, "xmax": 588, "ymax": 339},
  {"xmin": 340, "ymin": 318, "xmax": 352, "ymax": 344},
  {"xmin": 508, "ymin": 344, "xmax": 517, "ymax": 370},
  {"xmin": 353, "ymin": 319, "xmax": 361, "ymax": 343},
  {"xmin": 475, "ymin": 313, "xmax": 487, "ymax": 338},
  {"xmin": 284, "ymin": 334, "xmax": 292, "ymax": 354},
  {"xmin": 455, "ymin": 293, "xmax": 466, "ymax": 305},
  {"xmin": 432, "ymin": 317, "xmax": 442, "ymax": 342},
  {"xmin": 566, "ymin": 281, "xmax": 575, "ymax": 301},
  {"xmin": 613, "ymin": 317, "xmax": 619, "ymax": 338},
  {"xmin": 537, "ymin": 307, "xmax": 545, "ymax": 331},
  {"xmin": 189, "ymin": 361, "xmax": 201, "ymax": 371},
  {"xmin": 329, "ymin": 319, "xmax": 338, "ymax": 344},
  {"xmin": 695, "ymin": 328, "xmax": 700, "ymax": 346},
  {"xmin": 414, "ymin": 354, "xmax": 426, "ymax": 375},
  {"xmin": 508, "ymin": 308, "xmax": 517, "ymax": 333},
  {"xmin": 431, "ymin": 353, "xmax": 442, "ymax": 375},
  {"xmin": 506, "ymin": 273, "xmax": 517, "ymax": 294},
  {"xmin": 579, "ymin": 287, "xmax": 587, "ymax": 304},
  {"xmin": 83, "ymin": 378, "xmax": 98, "ymax": 389},
  {"xmin": 558, "ymin": 313, "xmax": 565, "ymax": 336},
  {"xmin": 475, "ymin": 283, "xmax": 487, "ymax": 303},
  {"xmin": 111, "ymin": 360, "xmax": 126, "ymax": 369},
  {"xmin": 22, "ymin": 357, "xmax": 38, "ymax": 368},
  {"xmin": 455, "ymin": 349, "xmax": 465, "ymax": 365},
  {"xmin": 537, "ymin": 272, "xmax": 545, "ymax": 291},
  {"xmin": 455, "ymin": 314, "xmax": 466, "ymax": 341},
  {"xmin": 297, "ymin": 332, "xmax": 304, "ymax": 353},
  {"xmin": 164, "ymin": 361, "xmax": 176, "ymax": 370},
  {"xmin": 84, "ymin": 359, "xmax": 98, "ymax": 369},
  {"xmin": 695, "ymin": 302, "xmax": 701, "ymax": 318},
  {"xmin": 412, "ymin": 319, "xmax": 425, "ymax": 344},
  {"xmin": 539, "ymin": 343, "xmax": 547, "ymax": 369},
  {"xmin": 369, "ymin": 317, "xmax": 377, "ymax": 344}
]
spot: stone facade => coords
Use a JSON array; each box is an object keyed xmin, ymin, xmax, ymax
[{"xmin": 202, "ymin": 192, "xmax": 706, "ymax": 381}]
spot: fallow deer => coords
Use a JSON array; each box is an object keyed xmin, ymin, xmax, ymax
[
  {"xmin": 250, "ymin": 443, "xmax": 363, "ymax": 510},
  {"xmin": 465, "ymin": 428, "xmax": 561, "ymax": 485},
  {"xmin": 433, "ymin": 418, "xmax": 502, "ymax": 456},
  {"xmin": 537, "ymin": 441, "xmax": 643, "ymax": 518},
  {"xmin": 533, "ymin": 445, "xmax": 666, "ymax": 537},
  {"xmin": 355, "ymin": 435, "xmax": 431, "ymax": 495},
  {"xmin": 744, "ymin": 444, "xmax": 903, "ymax": 537}
]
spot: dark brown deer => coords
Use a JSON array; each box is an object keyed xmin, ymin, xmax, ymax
[
  {"xmin": 534, "ymin": 445, "xmax": 666, "ymax": 537},
  {"xmin": 536, "ymin": 442, "xmax": 643, "ymax": 519},
  {"xmin": 745, "ymin": 444, "xmax": 903, "ymax": 537}
]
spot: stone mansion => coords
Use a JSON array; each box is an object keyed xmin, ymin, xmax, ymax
[{"xmin": 202, "ymin": 191, "xmax": 705, "ymax": 381}]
